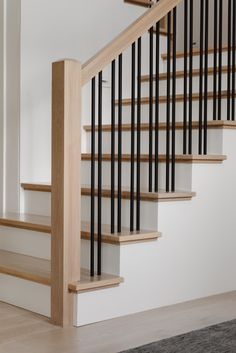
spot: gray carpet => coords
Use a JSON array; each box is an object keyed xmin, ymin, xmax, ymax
[{"xmin": 120, "ymin": 319, "xmax": 236, "ymax": 353}]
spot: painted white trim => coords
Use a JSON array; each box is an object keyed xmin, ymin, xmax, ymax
[
  {"xmin": 0, "ymin": 0, "xmax": 5, "ymax": 212},
  {"xmin": 3, "ymin": 0, "xmax": 21, "ymax": 212}
]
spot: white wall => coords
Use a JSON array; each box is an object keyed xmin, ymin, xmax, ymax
[{"xmin": 20, "ymin": 0, "xmax": 146, "ymax": 183}]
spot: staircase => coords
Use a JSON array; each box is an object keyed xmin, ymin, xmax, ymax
[{"xmin": 1, "ymin": 0, "xmax": 236, "ymax": 327}]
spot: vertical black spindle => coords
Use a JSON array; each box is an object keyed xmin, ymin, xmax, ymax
[
  {"xmin": 232, "ymin": 0, "xmax": 236, "ymax": 120},
  {"xmin": 227, "ymin": 0, "xmax": 232, "ymax": 121},
  {"xmin": 203, "ymin": 0, "xmax": 209, "ymax": 155},
  {"xmin": 111, "ymin": 61, "xmax": 115, "ymax": 234},
  {"xmin": 149, "ymin": 27, "xmax": 154, "ymax": 192},
  {"xmin": 155, "ymin": 20, "xmax": 160, "ymax": 192},
  {"xmin": 118, "ymin": 54, "xmax": 123, "ymax": 233},
  {"xmin": 218, "ymin": 0, "xmax": 223, "ymax": 121},
  {"xmin": 166, "ymin": 12, "xmax": 171, "ymax": 192},
  {"xmin": 136, "ymin": 38, "xmax": 141, "ymax": 231},
  {"xmin": 213, "ymin": 0, "xmax": 218, "ymax": 120},
  {"xmin": 188, "ymin": 0, "xmax": 193, "ymax": 155},
  {"xmin": 90, "ymin": 77, "xmax": 96, "ymax": 277},
  {"xmin": 130, "ymin": 42, "xmax": 135, "ymax": 232},
  {"xmin": 198, "ymin": 0, "xmax": 204, "ymax": 155},
  {"xmin": 172, "ymin": 7, "xmax": 177, "ymax": 192},
  {"xmin": 97, "ymin": 71, "xmax": 102, "ymax": 276},
  {"xmin": 183, "ymin": 0, "xmax": 188, "ymax": 155}
]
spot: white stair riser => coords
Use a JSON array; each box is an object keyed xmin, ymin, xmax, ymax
[
  {"xmin": 81, "ymin": 239, "xmax": 120, "ymax": 276},
  {"xmin": 22, "ymin": 191, "xmax": 159, "ymax": 229},
  {"xmin": 24, "ymin": 190, "xmax": 51, "ymax": 217},
  {"xmin": 119, "ymin": 98, "xmax": 229, "ymax": 124},
  {"xmin": 81, "ymin": 196, "xmax": 159, "ymax": 230},
  {"xmin": 0, "ymin": 226, "xmax": 50, "ymax": 260},
  {"xmin": 141, "ymin": 73, "xmax": 228, "ymax": 96},
  {"xmin": 85, "ymin": 129, "xmax": 223, "ymax": 155},
  {"xmin": 0, "ymin": 275, "xmax": 50, "ymax": 317},
  {"xmin": 81, "ymin": 160, "xmax": 192, "ymax": 191}
]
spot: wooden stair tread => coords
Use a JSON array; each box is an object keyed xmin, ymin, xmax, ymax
[
  {"xmin": 4, "ymin": 204, "xmax": 160, "ymax": 245},
  {"xmin": 162, "ymin": 46, "xmax": 231, "ymax": 60},
  {"xmin": 81, "ymin": 221, "xmax": 161, "ymax": 244},
  {"xmin": 81, "ymin": 187, "xmax": 196, "ymax": 202},
  {"xmin": 21, "ymin": 183, "xmax": 195, "ymax": 202},
  {"xmin": 69, "ymin": 269, "xmax": 123, "ymax": 293},
  {"xmin": 0, "ymin": 212, "xmax": 51, "ymax": 234},
  {"xmin": 0, "ymin": 250, "xmax": 123, "ymax": 292},
  {"xmin": 115, "ymin": 90, "xmax": 236, "ymax": 106},
  {"xmin": 84, "ymin": 120, "xmax": 236, "ymax": 132},
  {"xmin": 124, "ymin": 0, "xmax": 153, "ymax": 8},
  {"xmin": 0, "ymin": 250, "xmax": 51, "ymax": 286},
  {"xmin": 81, "ymin": 154, "xmax": 226, "ymax": 164},
  {"xmin": 141, "ymin": 66, "xmax": 230, "ymax": 82}
]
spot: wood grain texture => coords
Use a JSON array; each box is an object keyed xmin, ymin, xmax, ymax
[
  {"xmin": 162, "ymin": 45, "xmax": 231, "ymax": 60},
  {"xmin": 69, "ymin": 269, "xmax": 123, "ymax": 293},
  {"xmin": 124, "ymin": 0, "xmax": 153, "ymax": 8},
  {"xmin": 82, "ymin": 0, "xmax": 182, "ymax": 85},
  {"xmin": 81, "ymin": 222, "xmax": 161, "ymax": 245},
  {"xmin": 115, "ymin": 90, "xmax": 236, "ymax": 106},
  {"xmin": 81, "ymin": 154, "xmax": 227, "ymax": 164},
  {"xmin": 0, "ymin": 213, "xmax": 51, "ymax": 233},
  {"xmin": 51, "ymin": 60, "xmax": 81, "ymax": 326},
  {"xmin": 0, "ymin": 250, "xmax": 50, "ymax": 286},
  {"xmin": 83, "ymin": 120, "xmax": 236, "ymax": 132},
  {"xmin": 81, "ymin": 187, "xmax": 196, "ymax": 202},
  {"xmin": 0, "ymin": 293, "xmax": 236, "ymax": 352},
  {"xmin": 0, "ymin": 207, "xmax": 159, "ymax": 245}
]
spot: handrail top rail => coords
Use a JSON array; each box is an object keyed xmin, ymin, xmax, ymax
[{"xmin": 81, "ymin": 0, "xmax": 182, "ymax": 86}]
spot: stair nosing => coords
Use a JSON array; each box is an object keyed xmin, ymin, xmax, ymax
[
  {"xmin": 141, "ymin": 66, "xmax": 231, "ymax": 82},
  {"xmin": 115, "ymin": 90, "xmax": 236, "ymax": 106},
  {"xmin": 83, "ymin": 120, "xmax": 236, "ymax": 132},
  {"xmin": 162, "ymin": 46, "xmax": 232, "ymax": 60}
]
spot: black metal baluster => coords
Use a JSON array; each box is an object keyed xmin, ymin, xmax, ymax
[
  {"xmin": 227, "ymin": 0, "xmax": 232, "ymax": 121},
  {"xmin": 166, "ymin": 12, "xmax": 171, "ymax": 192},
  {"xmin": 155, "ymin": 20, "xmax": 160, "ymax": 192},
  {"xmin": 111, "ymin": 60, "xmax": 115, "ymax": 234},
  {"xmin": 149, "ymin": 27, "xmax": 154, "ymax": 192},
  {"xmin": 172, "ymin": 7, "xmax": 177, "ymax": 192},
  {"xmin": 136, "ymin": 37, "xmax": 142, "ymax": 231},
  {"xmin": 198, "ymin": 0, "xmax": 204, "ymax": 155},
  {"xmin": 188, "ymin": 0, "xmax": 193, "ymax": 155},
  {"xmin": 97, "ymin": 71, "xmax": 102, "ymax": 276},
  {"xmin": 218, "ymin": 0, "xmax": 223, "ymax": 121},
  {"xmin": 213, "ymin": 0, "xmax": 218, "ymax": 120},
  {"xmin": 183, "ymin": 0, "xmax": 188, "ymax": 155},
  {"xmin": 90, "ymin": 77, "xmax": 96, "ymax": 277},
  {"xmin": 203, "ymin": 0, "xmax": 209, "ymax": 155},
  {"xmin": 118, "ymin": 54, "xmax": 123, "ymax": 233},
  {"xmin": 232, "ymin": 0, "xmax": 236, "ymax": 120},
  {"xmin": 130, "ymin": 42, "xmax": 136, "ymax": 232}
]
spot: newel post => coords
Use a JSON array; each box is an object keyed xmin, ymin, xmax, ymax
[{"xmin": 51, "ymin": 60, "xmax": 81, "ymax": 326}]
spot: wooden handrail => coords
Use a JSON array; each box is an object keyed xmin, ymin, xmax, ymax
[{"xmin": 82, "ymin": 0, "xmax": 182, "ymax": 85}]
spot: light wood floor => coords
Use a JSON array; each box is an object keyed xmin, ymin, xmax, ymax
[{"xmin": 0, "ymin": 291, "xmax": 236, "ymax": 353}]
